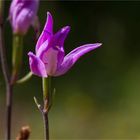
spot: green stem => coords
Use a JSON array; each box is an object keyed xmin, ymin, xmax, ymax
[
  {"xmin": 42, "ymin": 77, "xmax": 51, "ymax": 140},
  {"xmin": 42, "ymin": 77, "xmax": 51, "ymax": 106},
  {"xmin": 11, "ymin": 34, "xmax": 23, "ymax": 83},
  {"xmin": 0, "ymin": 0, "xmax": 3, "ymax": 25},
  {"xmin": 16, "ymin": 72, "xmax": 32, "ymax": 84},
  {"xmin": 42, "ymin": 77, "xmax": 49, "ymax": 102}
]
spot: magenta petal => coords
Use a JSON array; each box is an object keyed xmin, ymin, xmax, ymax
[
  {"xmin": 36, "ymin": 26, "xmax": 70, "ymax": 75},
  {"xmin": 37, "ymin": 42, "xmax": 64, "ymax": 76},
  {"xmin": 15, "ymin": 8, "xmax": 36, "ymax": 34},
  {"xmin": 28, "ymin": 52, "xmax": 47, "ymax": 77},
  {"xmin": 36, "ymin": 12, "xmax": 53, "ymax": 52},
  {"xmin": 9, "ymin": 0, "xmax": 39, "ymax": 34},
  {"xmin": 52, "ymin": 26, "xmax": 70, "ymax": 48},
  {"xmin": 54, "ymin": 43, "xmax": 102, "ymax": 76},
  {"xmin": 36, "ymin": 39, "xmax": 49, "ymax": 57}
]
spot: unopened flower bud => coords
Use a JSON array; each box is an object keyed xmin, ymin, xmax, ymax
[{"xmin": 9, "ymin": 0, "xmax": 39, "ymax": 35}]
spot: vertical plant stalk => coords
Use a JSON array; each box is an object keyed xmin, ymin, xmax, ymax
[
  {"xmin": 11, "ymin": 34, "xmax": 23, "ymax": 84},
  {"xmin": 5, "ymin": 84, "xmax": 13, "ymax": 140},
  {"xmin": 7, "ymin": 33, "xmax": 23, "ymax": 140},
  {"xmin": 42, "ymin": 111, "xmax": 49, "ymax": 140},
  {"xmin": 0, "ymin": 1, "xmax": 13, "ymax": 140},
  {"xmin": 42, "ymin": 77, "xmax": 51, "ymax": 140},
  {"xmin": 0, "ymin": 0, "xmax": 9, "ymax": 82}
]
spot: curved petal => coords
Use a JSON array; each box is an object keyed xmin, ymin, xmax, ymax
[
  {"xmin": 36, "ymin": 26, "xmax": 70, "ymax": 76},
  {"xmin": 28, "ymin": 52, "xmax": 47, "ymax": 77},
  {"xmin": 9, "ymin": 2, "xmax": 23, "ymax": 32},
  {"xmin": 36, "ymin": 12, "xmax": 53, "ymax": 52},
  {"xmin": 54, "ymin": 43, "xmax": 102, "ymax": 76},
  {"xmin": 15, "ymin": 8, "xmax": 36, "ymax": 34},
  {"xmin": 36, "ymin": 39, "xmax": 49, "ymax": 57},
  {"xmin": 52, "ymin": 26, "xmax": 70, "ymax": 48}
]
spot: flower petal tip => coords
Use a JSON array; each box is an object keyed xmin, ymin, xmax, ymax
[
  {"xmin": 95, "ymin": 43, "xmax": 102, "ymax": 47},
  {"xmin": 92, "ymin": 43, "xmax": 102, "ymax": 49},
  {"xmin": 28, "ymin": 52, "xmax": 34, "ymax": 57},
  {"xmin": 97, "ymin": 43, "xmax": 102, "ymax": 46},
  {"xmin": 47, "ymin": 11, "xmax": 52, "ymax": 18},
  {"xmin": 61, "ymin": 26, "xmax": 71, "ymax": 33}
]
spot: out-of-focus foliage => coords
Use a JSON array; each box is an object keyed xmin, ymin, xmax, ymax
[{"xmin": 1, "ymin": 1, "xmax": 140, "ymax": 139}]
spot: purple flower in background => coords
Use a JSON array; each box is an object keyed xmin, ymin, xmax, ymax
[
  {"xmin": 9, "ymin": 0, "xmax": 39, "ymax": 35},
  {"xmin": 28, "ymin": 12, "xmax": 102, "ymax": 77}
]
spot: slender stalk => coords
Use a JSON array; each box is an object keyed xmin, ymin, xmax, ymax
[
  {"xmin": 0, "ymin": 0, "xmax": 4, "ymax": 25},
  {"xmin": 11, "ymin": 34, "xmax": 23, "ymax": 84},
  {"xmin": 42, "ymin": 112, "xmax": 49, "ymax": 140},
  {"xmin": 5, "ymin": 34, "xmax": 23, "ymax": 140},
  {"xmin": 42, "ymin": 78, "xmax": 49, "ymax": 103},
  {"xmin": 16, "ymin": 72, "xmax": 32, "ymax": 84},
  {"xmin": 5, "ymin": 84, "xmax": 13, "ymax": 140},
  {"xmin": 0, "ymin": 1, "xmax": 13, "ymax": 139},
  {"xmin": 34, "ymin": 77, "xmax": 52, "ymax": 140},
  {"xmin": 42, "ymin": 77, "xmax": 51, "ymax": 140},
  {"xmin": 0, "ymin": 12, "xmax": 12, "ymax": 140},
  {"xmin": 0, "ymin": 0, "xmax": 9, "ymax": 83}
]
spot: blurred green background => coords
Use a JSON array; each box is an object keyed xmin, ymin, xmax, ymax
[{"xmin": 1, "ymin": 1, "xmax": 140, "ymax": 139}]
